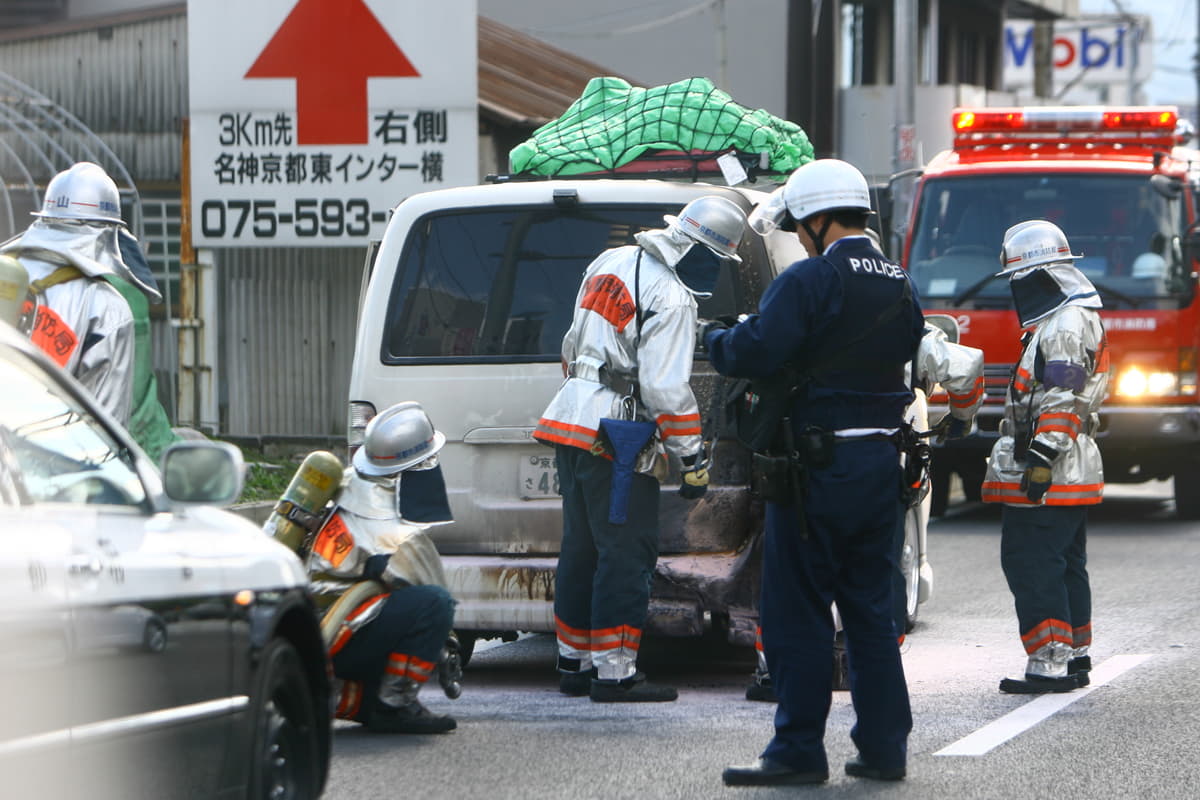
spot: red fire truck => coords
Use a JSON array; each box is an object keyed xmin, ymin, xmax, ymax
[{"xmin": 899, "ymin": 106, "xmax": 1200, "ymax": 518}]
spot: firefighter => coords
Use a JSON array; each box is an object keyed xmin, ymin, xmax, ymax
[
  {"xmin": 1, "ymin": 162, "xmax": 142, "ymax": 424},
  {"xmin": 533, "ymin": 195, "xmax": 748, "ymax": 702},
  {"xmin": 982, "ymin": 220, "xmax": 1107, "ymax": 694},
  {"xmin": 311, "ymin": 402, "xmax": 459, "ymax": 733},
  {"xmin": 707, "ymin": 159, "xmax": 923, "ymax": 784}
]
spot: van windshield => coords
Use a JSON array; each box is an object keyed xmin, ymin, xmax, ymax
[
  {"xmin": 382, "ymin": 205, "xmax": 741, "ymax": 362},
  {"xmin": 906, "ymin": 173, "xmax": 1191, "ymax": 310}
]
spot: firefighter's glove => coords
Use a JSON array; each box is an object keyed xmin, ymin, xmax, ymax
[
  {"xmin": 1020, "ymin": 452, "xmax": 1054, "ymax": 504},
  {"xmin": 695, "ymin": 318, "xmax": 727, "ymax": 351},
  {"xmin": 934, "ymin": 415, "xmax": 970, "ymax": 445},
  {"xmin": 680, "ymin": 467, "xmax": 710, "ymax": 500},
  {"xmin": 678, "ymin": 453, "xmax": 709, "ymax": 500}
]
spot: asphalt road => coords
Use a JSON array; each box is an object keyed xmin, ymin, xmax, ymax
[{"xmin": 322, "ymin": 481, "xmax": 1200, "ymax": 799}]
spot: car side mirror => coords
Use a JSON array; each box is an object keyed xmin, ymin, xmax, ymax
[
  {"xmin": 161, "ymin": 441, "xmax": 245, "ymax": 506},
  {"xmin": 924, "ymin": 313, "xmax": 960, "ymax": 344}
]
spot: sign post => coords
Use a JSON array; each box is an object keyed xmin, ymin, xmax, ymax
[{"xmin": 187, "ymin": 0, "xmax": 479, "ymax": 248}]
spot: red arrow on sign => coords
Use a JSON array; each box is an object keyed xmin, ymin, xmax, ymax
[{"xmin": 245, "ymin": 0, "xmax": 420, "ymax": 146}]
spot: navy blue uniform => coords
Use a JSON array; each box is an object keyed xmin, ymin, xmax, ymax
[{"xmin": 707, "ymin": 235, "xmax": 925, "ymax": 774}]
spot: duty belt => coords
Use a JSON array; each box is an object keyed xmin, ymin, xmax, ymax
[{"xmin": 567, "ymin": 360, "xmax": 639, "ymax": 398}]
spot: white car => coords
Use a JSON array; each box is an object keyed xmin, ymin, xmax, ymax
[
  {"xmin": 348, "ymin": 177, "xmax": 933, "ymax": 657},
  {"xmin": 0, "ymin": 322, "xmax": 331, "ymax": 800}
]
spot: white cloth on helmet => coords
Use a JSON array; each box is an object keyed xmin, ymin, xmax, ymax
[
  {"xmin": 2, "ymin": 218, "xmax": 144, "ymax": 290},
  {"xmin": 5, "ymin": 249, "xmax": 133, "ymax": 424},
  {"xmin": 1009, "ymin": 262, "xmax": 1102, "ymax": 327},
  {"xmin": 534, "ymin": 243, "xmax": 703, "ymax": 467}
]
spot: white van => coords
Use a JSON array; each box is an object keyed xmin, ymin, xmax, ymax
[{"xmin": 347, "ymin": 177, "xmax": 931, "ymax": 659}]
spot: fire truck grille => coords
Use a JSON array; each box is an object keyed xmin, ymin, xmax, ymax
[{"xmin": 983, "ymin": 364, "xmax": 1012, "ymax": 404}]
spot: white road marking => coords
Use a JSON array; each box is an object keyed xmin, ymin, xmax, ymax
[{"xmin": 934, "ymin": 654, "xmax": 1153, "ymax": 757}]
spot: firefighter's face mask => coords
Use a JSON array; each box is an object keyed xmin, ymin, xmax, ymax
[
  {"xmin": 395, "ymin": 456, "xmax": 453, "ymax": 525},
  {"xmin": 674, "ymin": 243, "xmax": 725, "ymax": 296},
  {"xmin": 1009, "ymin": 266, "xmax": 1067, "ymax": 327}
]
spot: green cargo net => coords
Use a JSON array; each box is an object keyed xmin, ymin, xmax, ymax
[{"xmin": 509, "ymin": 76, "xmax": 813, "ymax": 181}]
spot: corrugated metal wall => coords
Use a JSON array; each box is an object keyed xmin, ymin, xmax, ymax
[
  {"xmin": 219, "ymin": 247, "xmax": 364, "ymax": 437},
  {"xmin": 0, "ymin": 12, "xmax": 187, "ymax": 182}
]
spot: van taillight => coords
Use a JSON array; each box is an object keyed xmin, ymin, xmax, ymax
[{"xmin": 348, "ymin": 401, "xmax": 376, "ymax": 449}]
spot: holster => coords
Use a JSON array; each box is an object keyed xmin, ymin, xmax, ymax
[{"xmin": 748, "ymin": 417, "xmax": 813, "ymax": 538}]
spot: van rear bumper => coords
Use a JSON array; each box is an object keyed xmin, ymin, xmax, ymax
[{"xmin": 441, "ymin": 552, "xmax": 760, "ymax": 645}]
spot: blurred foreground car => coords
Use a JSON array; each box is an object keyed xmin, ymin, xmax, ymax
[{"xmin": 0, "ymin": 322, "xmax": 330, "ymax": 800}]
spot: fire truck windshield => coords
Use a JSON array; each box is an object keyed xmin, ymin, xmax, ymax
[{"xmin": 907, "ymin": 173, "xmax": 1190, "ymax": 310}]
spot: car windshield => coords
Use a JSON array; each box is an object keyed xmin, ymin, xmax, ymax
[
  {"xmin": 381, "ymin": 204, "xmax": 745, "ymax": 362},
  {"xmin": 0, "ymin": 347, "xmax": 146, "ymax": 508},
  {"xmin": 906, "ymin": 173, "xmax": 1191, "ymax": 310}
]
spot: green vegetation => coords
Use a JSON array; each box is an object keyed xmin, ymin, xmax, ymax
[{"xmin": 231, "ymin": 446, "xmax": 297, "ymax": 504}]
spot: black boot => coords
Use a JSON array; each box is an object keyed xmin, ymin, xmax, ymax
[
  {"xmin": 744, "ymin": 673, "xmax": 777, "ymax": 703},
  {"xmin": 366, "ymin": 699, "xmax": 456, "ymax": 734},
  {"xmin": 1068, "ymin": 655, "xmax": 1092, "ymax": 687},
  {"xmin": 557, "ymin": 656, "xmax": 595, "ymax": 696},
  {"xmin": 722, "ymin": 758, "xmax": 827, "ymax": 786},
  {"xmin": 998, "ymin": 673, "xmax": 1080, "ymax": 694},
  {"xmin": 590, "ymin": 672, "xmax": 677, "ymax": 702}
]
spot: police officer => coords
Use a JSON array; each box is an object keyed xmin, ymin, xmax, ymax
[
  {"xmin": 707, "ymin": 159, "xmax": 923, "ymax": 784},
  {"xmin": 533, "ymin": 195, "xmax": 748, "ymax": 702},
  {"xmin": 742, "ymin": 319, "xmax": 985, "ymax": 704},
  {"xmin": 983, "ymin": 220, "xmax": 1107, "ymax": 693},
  {"xmin": 2, "ymin": 162, "xmax": 140, "ymax": 424},
  {"xmin": 311, "ymin": 402, "xmax": 459, "ymax": 733}
]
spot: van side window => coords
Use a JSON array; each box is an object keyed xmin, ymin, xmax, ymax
[{"xmin": 381, "ymin": 206, "xmax": 739, "ymax": 363}]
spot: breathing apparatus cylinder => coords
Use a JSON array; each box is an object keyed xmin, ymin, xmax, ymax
[
  {"xmin": 263, "ymin": 450, "xmax": 345, "ymax": 556},
  {"xmin": 0, "ymin": 255, "xmax": 30, "ymax": 327}
]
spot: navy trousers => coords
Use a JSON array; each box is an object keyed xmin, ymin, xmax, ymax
[
  {"xmin": 1000, "ymin": 504, "xmax": 1092, "ymax": 652},
  {"xmin": 760, "ymin": 439, "xmax": 912, "ymax": 773},
  {"xmin": 332, "ymin": 584, "xmax": 455, "ymax": 697},
  {"xmin": 553, "ymin": 444, "xmax": 660, "ymax": 678}
]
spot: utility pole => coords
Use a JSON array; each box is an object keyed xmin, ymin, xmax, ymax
[{"xmin": 894, "ymin": 0, "xmax": 917, "ymax": 172}]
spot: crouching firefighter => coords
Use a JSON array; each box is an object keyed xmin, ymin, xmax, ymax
[
  {"xmin": 983, "ymin": 220, "xmax": 1107, "ymax": 694},
  {"xmin": 265, "ymin": 401, "xmax": 462, "ymax": 733},
  {"xmin": 533, "ymin": 195, "xmax": 749, "ymax": 702}
]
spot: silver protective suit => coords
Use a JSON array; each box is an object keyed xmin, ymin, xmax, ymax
[
  {"xmin": 911, "ymin": 323, "xmax": 986, "ymax": 425},
  {"xmin": 308, "ymin": 467, "xmax": 449, "ymax": 611},
  {"xmin": 983, "ymin": 271, "xmax": 1107, "ymax": 506},
  {"xmin": 533, "ymin": 226, "xmax": 704, "ymax": 467},
  {"xmin": 2, "ymin": 219, "xmax": 135, "ymax": 424}
]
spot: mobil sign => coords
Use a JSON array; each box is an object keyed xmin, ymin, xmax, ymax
[{"xmin": 1004, "ymin": 15, "xmax": 1152, "ymax": 89}]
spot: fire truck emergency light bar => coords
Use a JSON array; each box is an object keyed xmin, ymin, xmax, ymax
[{"xmin": 952, "ymin": 106, "xmax": 1181, "ymax": 150}]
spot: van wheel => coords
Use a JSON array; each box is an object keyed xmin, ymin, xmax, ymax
[
  {"xmin": 1174, "ymin": 467, "xmax": 1200, "ymax": 519},
  {"xmin": 247, "ymin": 639, "xmax": 321, "ymax": 800}
]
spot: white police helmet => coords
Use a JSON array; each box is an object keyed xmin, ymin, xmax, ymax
[
  {"xmin": 749, "ymin": 158, "xmax": 872, "ymax": 235},
  {"xmin": 665, "ymin": 195, "xmax": 747, "ymax": 262},
  {"xmin": 34, "ymin": 162, "xmax": 124, "ymax": 225},
  {"xmin": 997, "ymin": 220, "xmax": 1082, "ymax": 276},
  {"xmin": 1131, "ymin": 251, "xmax": 1167, "ymax": 280},
  {"xmin": 352, "ymin": 401, "xmax": 446, "ymax": 477}
]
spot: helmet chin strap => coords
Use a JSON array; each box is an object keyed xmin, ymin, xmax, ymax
[{"xmin": 801, "ymin": 214, "xmax": 833, "ymax": 254}]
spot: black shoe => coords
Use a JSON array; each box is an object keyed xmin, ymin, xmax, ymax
[
  {"xmin": 844, "ymin": 756, "xmax": 906, "ymax": 781},
  {"xmin": 366, "ymin": 700, "xmax": 456, "ymax": 734},
  {"xmin": 559, "ymin": 670, "xmax": 593, "ymax": 696},
  {"xmin": 998, "ymin": 673, "xmax": 1080, "ymax": 694},
  {"xmin": 722, "ymin": 758, "xmax": 827, "ymax": 786},
  {"xmin": 590, "ymin": 672, "xmax": 677, "ymax": 703},
  {"xmin": 1068, "ymin": 656, "xmax": 1092, "ymax": 687},
  {"xmin": 744, "ymin": 680, "xmax": 777, "ymax": 703}
]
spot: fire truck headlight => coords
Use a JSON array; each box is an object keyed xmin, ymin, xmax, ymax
[{"xmin": 1115, "ymin": 366, "xmax": 1178, "ymax": 397}]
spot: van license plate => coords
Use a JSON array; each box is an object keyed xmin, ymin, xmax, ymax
[{"xmin": 519, "ymin": 454, "xmax": 559, "ymax": 499}]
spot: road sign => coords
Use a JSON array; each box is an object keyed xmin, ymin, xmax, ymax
[{"xmin": 187, "ymin": 0, "xmax": 478, "ymax": 247}]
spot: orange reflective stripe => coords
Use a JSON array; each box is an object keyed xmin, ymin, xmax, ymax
[
  {"xmin": 1036, "ymin": 425, "xmax": 1079, "ymax": 439},
  {"xmin": 555, "ymin": 616, "xmax": 642, "ymax": 651},
  {"xmin": 1073, "ymin": 623, "xmax": 1093, "ymax": 647},
  {"xmin": 329, "ymin": 627, "xmax": 354, "ymax": 657},
  {"xmin": 1022, "ymin": 618, "xmax": 1073, "ymax": 653},
  {"xmin": 982, "ymin": 481, "xmax": 1103, "ymax": 506},
  {"xmin": 948, "ymin": 377, "xmax": 985, "ymax": 407},
  {"xmin": 657, "ymin": 412, "xmax": 702, "ymax": 439},
  {"xmin": 555, "ymin": 615, "xmax": 593, "ymax": 649},
  {"xmin": 335, "ymin": 681, "xmax": 363, "ymax": 720},
  {"xmin": 534, "ymin": 418, "xmax": 597, "ymax": 449}
]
